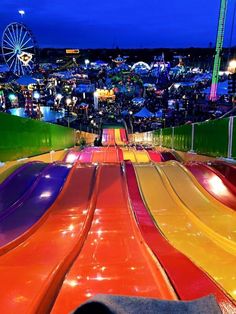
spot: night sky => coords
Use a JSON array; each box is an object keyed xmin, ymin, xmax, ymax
[{"xmin": 1, "ymin": 0, "xmax": 236, "ymax": 48}]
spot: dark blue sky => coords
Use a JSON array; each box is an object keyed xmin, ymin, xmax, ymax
[{"xmin": 1, "ymin": 0, "xmax": 236, "ymax": 48}]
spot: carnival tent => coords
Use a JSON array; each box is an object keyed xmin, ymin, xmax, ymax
[
  {"xmin": 16, "ymin": 75, "xmax": 38, "ymax": 86},
  {"xmin": 134, "ymin": 107, "xmax": 154, "ymax": 118}
]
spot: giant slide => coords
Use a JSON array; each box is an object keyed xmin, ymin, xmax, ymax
[
  {"xmin": 1, "ymin": 126, "xmax": 236, "ymax": 313},
  {"xmin": 102, "ymin": 128, "xmax": 128, "ymax": 146}
]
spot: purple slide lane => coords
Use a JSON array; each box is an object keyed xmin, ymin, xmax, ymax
[{"xmin": 0, "ymin": 162, "xmax": 48, "ymax": 213}]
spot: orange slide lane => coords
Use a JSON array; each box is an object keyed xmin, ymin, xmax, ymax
[
  {"xmin": 0, "ymin": 163, "xmax": 98, "ymax": 313},
  {"xmin": 51, "ymin": 164, "xmax": 176, "ymax": 314},
  {"xmin": 91, "ymin": 147, "xmax": 120, "ymax": 163}
]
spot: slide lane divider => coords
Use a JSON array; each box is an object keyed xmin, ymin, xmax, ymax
[{"xmin": 124, "ymin": 161, "xmax": 236, "ymax": 312}]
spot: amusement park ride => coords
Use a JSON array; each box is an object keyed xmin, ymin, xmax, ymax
[
  {"xmin": 210, "ymin": 0, "xmax": 228, "ymax": 101},
  {"xmin": 1, "ymin": 15, "xmax": 39, "ymax": 119},
  {"xmin": 1, "ymin": 22, "xmax": 37, "ymax": 77}
]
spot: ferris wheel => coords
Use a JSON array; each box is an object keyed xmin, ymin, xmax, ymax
[{"xmin": 1, "ymin": 22, "xmax": 37, "ymax": 76}]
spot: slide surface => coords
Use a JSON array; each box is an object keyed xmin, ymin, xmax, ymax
[
  {"xmin": 91, "ymin": 147, "xmax": 120, "ymax": 163},
  {"xmin": 64, "ymin": 147, "xmax": 122, "ymax": 163},
  {"xmin": 134, "ymin": 163, "xmax": 236, "ymax": 300},
  {"xmin": 51, "ymin": 164, "xmax": 175, "ymax": 314}
]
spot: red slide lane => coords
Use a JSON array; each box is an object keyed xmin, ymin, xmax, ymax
[
  {"xmin": 210, "ymin": 162, "xmax": 236, "ymax": 187},
  {"xmin": 124, "ymin": 161, "xmax": 235, "ymax": 311},
  {"xmin": 148, "ymin": 150, "xmax": 163, "ymax": 162},
  {"xmin": 120, "ymin": 128, "xmax": 128, "ymax": 143},
  {"xmin": 186, "ymin": 163, "xmax": 236, "ymax": 210},
  {"xmin": 0, "ymin": 164, "xmax": 98, "ymax": 314},
  {"xmin": 51, "ymin": 164, "xmax": 175, "ymax": 314}
]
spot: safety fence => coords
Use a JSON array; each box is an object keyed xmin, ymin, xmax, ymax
[
  {"xmin": 129, "ymin": 132, "xmax": 153, "ymax": 143},
  {"xmin": 152, "ymin": 117, "xmax": 236, "ymax": 159},
  {"xmin": 0, "ymin": 113, "xmax": 75, "ymax": 161}
]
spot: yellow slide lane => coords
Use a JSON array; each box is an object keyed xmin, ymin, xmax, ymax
[
  {"xmin": 135, "ymin": 164, "xmax": 236, "ymax": 299},
  {"xmin": 122, "ymin": 148, "xmax": 137, "ymax": 162},
  {"xmin": 121, "ymin": 148, "xmax": 150, "ymax": 163},
  {"xmin": 114, "ymin": 129, "xmax": 124, "ymax": 146},
  {"xmin": 135, "ymin": 151, "xmax": 150, "ymax": 163},
  {"xmin": 159, "ymin": 162, "xmax": 236, "ymax": 248}
]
